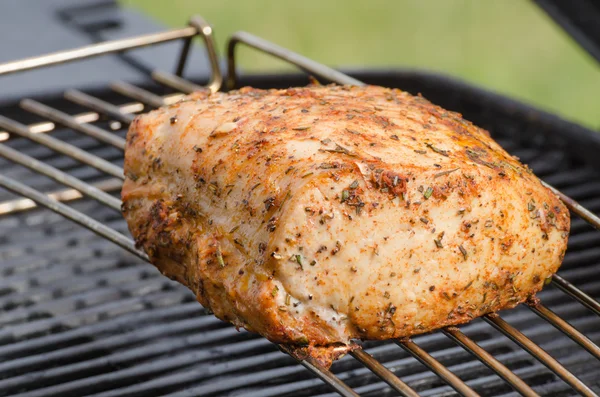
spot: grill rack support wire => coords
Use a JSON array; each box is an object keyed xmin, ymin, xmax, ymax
[
  {"xmin": 441, "ymin": 327, "xmax": 539, "ymax": 397},
  {"xmin": 226, "ymin": 31, "xmax": 363, "ymax": 90},
  {"xmin": 278, "ymin": 345, "xmax": 360, "ymax": 397},
  {"xmin": 484, "ymin": 314, "xmax": 598, "ymax": 397},
  {"xmin": 175, "ymin": 15, "xmax": 223, "ymax": 93},
  {"xmin": 110, "ymin": 81, "xmax": 167, "ymax": 108},
  {"xmin": 350, "ymin": 349, "xmax": 421, "ymax": 397},
  {"xmin": 0, "ymin": 174, "xmax": 146, "ymax": 261},
  {"xmin": 20, "ymin": 99, "xmax": 126, "ymax": 150},
  {"xmin": 0, "ymin": 115, "xmax": 123, "ymax": 179},
  {"xmin": 0, "ymin": 143, "xmax": 121, "ymax": 212},
  {"xmin": 527, "ymin": 302, "xmax": 600, "ymax": 360},
  {"xmin": 0, "ymin": 16, "xmax": 599, "ymax": 397},
  {"xmin": 0, "ymin": 15, "xmax": 222, "ymax": 93},
  {"xmin": 0, "ymin": 178, "xmax": 122, "ymax": 216},
  {"xmin": 0, "ymin": 27, "xmax": 195, "ymax": 76},
  {"xmin": 552, "ymin": 274, "xmax": 600, "ymax": 316},
  {"xmin": 398, "ymin": 340, "xmax": 479, "ymax": 397}
]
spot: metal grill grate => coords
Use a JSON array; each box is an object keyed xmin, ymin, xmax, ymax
[{"xmin": 0, "ymin": 14, "xmax": 599, "ymax": 397}]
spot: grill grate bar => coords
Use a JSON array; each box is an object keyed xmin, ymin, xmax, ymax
[
  {"xmin": 528, "ymin": 302, "xmax": 600, "ymax": 360},
  {"xmin": 152, "ymin": 70, "xmax": 208, "ymax": 94},
  {"xmin": 0, "ymin": 301, "xmax": 203, "ymax": 358},
  {"xmin": 0, "ymin": 26, "xmax": 198, "ymax": 77},
  {"xmin": 110, "ymin": 81, "xmax": 166, "ymax": 108},
  {"xmin": 552, "ymin": 274, "xmax": 600, "ymax": 316},
  {"xmin": 64, "ymin": 90, "xmax": 136, "ymax": 124},
  {"xmin": 483, "ymin": 313, "xmax": 598, "ymax": 397},
  {"xmin": 0, "ymin": 116, "xmax": 123, "ymax": 179},
  {"xmin": 226, "ymin": 31, "xmax": 363, "ymax": 90},
  {"xmin": 279, "ymin": 345, "xmax": 360, "ymax": 397},
  {"xmin": 0, "ymin": 316, "xmax": 222, "ymax": 380},
  {"xmin": 544, "ymin": 182, "xmax": 600, "ymax": 231},
  {"xmin": 442, "ymin": 327, "xmax": 539, "ymax": 397},
  {"xmin": 1, "ymin": 329, "xmax": 267, "ymax": 397},
  {"xmin": 0, "ymin": 178, "xmax": 121, "ymax": 216},
  {"xmin": 0, "ymin": 174, "xmax": 145, "ymax": 261},
  {"xmin": 20, "ymin": 99, "xmax": 126, "ymax": 150},
  {"xmin": 0, "ymin": 143, "xmax": 121, "ymax": 211},
  {"xmin": 350, "ymin": 349, "xmax": 420, "ymax": 397},
  {"xmin": 397, "ymin": 340, "xmax": 480, "ymax": 396}
]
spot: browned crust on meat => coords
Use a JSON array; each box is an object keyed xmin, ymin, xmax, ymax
[
  {"xmin": 122, "ymin": 84, "xmax": 569, "ymax": 368},
  {"xmin": 282, "ymin": 341, "xmax": 360, "ymax": 368}
]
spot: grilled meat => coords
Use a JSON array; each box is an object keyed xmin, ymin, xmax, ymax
[{"xmin": 122, "ymin": 85, "xmax": 569, "ymax": 367}]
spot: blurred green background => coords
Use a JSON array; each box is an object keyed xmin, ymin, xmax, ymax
[{"xmin": 120, "ymin": 0, "xmax": 600, "ymax": 129}]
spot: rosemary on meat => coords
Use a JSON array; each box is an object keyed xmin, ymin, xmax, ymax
[
  {"xmin": 233, "ymin": 239, "xmax": 244, "ymax": 248},
  {"xmin": 319, "ymin": 144, "xmax": 356, "ymax": 157},
  {"xmin": 434, "ymin": 168, "xmax": 459, "ymax": 178},
  {"xmin": 318, "ymin": 162, "xmax": 338, "ymax": 169},
  {"xmin": 423, "ymin": 187, "xmax": 434, "ymax": 199},
  {"xmin": 459, "ymin": 245, "xmax": 468, "ymax": 260},
  {"xmin": 341, "ymin": 190, "xmax": 350, "ymax": 203},
  {"xmin": 426, "ymin": 143, "xmax": 449, "ymax": 156},
  {"xmin": 387, "ymin": 303, "xmax": 397, "ymax": 315},
  {"xmin": 295, "ymin": 254, "xmax": 303, "ymax": 269},
  {"xmin": 216, "ymin": 248, "xmax": 225, "ymax": 268}
]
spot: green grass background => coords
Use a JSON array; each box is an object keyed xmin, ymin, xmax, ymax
[{"xmin": 120, "ymin": 0, "xmax": 600, "ymax": 129}]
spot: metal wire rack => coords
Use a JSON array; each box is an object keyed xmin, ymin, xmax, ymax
[{"xmin": 0, "ymin": 14, "xmax": 599, "ymax": 397}]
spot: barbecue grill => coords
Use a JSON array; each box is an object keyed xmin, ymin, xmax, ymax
[{"xmin": 1, "ymin": 3, "xmax": 600, "ymax": 396}]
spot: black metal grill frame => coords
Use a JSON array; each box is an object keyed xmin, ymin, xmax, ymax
[{"xmin": 0, "ymin": 14, "xmax": 599, "ymax": 397}]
